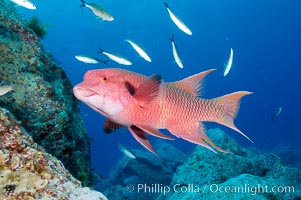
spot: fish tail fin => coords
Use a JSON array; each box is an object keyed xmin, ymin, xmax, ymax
[
  {"xmin": 163, "ymin": 2, "xmax": 169, "ymax": 8},
  {"xmin": 80, "ymin": 0, "xmax": 86, "ymax": 7},
  {"xmin": 213, "ymin": 91, "xmax": 253, "ymax": 142},
  {"xmin": 102, "ymin": 60, "xmax": 110, "ymax": 65},
  {"xmin": 168, "ymin": 33, "xmax": 174, "ymax": 42},
  {"xmin": 97, "ymin": 47, "xmax": 104, "ymax": 54}
]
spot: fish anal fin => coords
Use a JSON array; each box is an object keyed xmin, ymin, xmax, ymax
[
  {"xmin": 134, "ymin": 74, "xmax": 162, "ymax": 107},
  {"xmin": 104, "ymin": 119, "xmax": 123, "ymax": 134},
  {"xmin": 129, "ymin": 125, "xmax": 158, "ymax": 156},
  {"xmin": 169, "ymin": 122, "xmax": 229, "ymax": 153},
  {"xmin": 169, "ymin": 123, "xmax": 217, "ymax": 153},
  {"xmin": 135, "ymin": 124, "xmax": 175, "ymax": 140},
  {"xmin": 213, "ymin": 91, "xmax": 253, "ymax": 142},
  {"xmin": 170, "ymin": 69, "xmax": 216, "ymax": 96},
  {"xmin": 198, "ymin": 123, "xmax": 230, "ymax": 153}
]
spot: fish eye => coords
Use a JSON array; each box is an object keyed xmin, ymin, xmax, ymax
[{"xmin": 100, "ymin": 76, "xmax": 107, "ymax": 81}]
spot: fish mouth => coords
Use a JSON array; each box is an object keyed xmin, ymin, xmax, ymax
[
  {"xmin": 74, "ymin": 87, "xmax": 96, "ymax": 97},
  {"xmin": 73, "ymin": 86, "xmax": 109, "ymax": 117}
]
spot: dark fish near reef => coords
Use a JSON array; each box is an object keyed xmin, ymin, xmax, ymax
[
  {"xmin": 271, "ymin": 107, "xmax": 282, "ymax": 122},
  {"xmin": 73, "ymin": 68, "xmax": 252, "ymax": 155}
]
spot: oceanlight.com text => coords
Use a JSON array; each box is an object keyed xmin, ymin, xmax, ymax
[{"xmin": 125, "ymin": 183, "xmax": 295, "ymax": 196}]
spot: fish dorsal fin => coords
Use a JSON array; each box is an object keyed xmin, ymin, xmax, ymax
[
  {"xmin": 134, "ymin": 74, "xmax": 162, "ymax": 107},
  {"xmin": 104, "ymin": 119, "xmax": 123, "ymax": 134},
  {"xmin": 170, "ymin": 69, "xmax": 216, "ymax": 96},
  {"xmin": 129, "ymin": 125, "xmax": 158, "ymax": 155},
  {"xmin": 135, "ymin": 124, "xmax": 175, "ymax": 140}
]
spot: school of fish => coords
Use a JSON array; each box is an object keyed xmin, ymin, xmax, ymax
[{"xmin": 11, "ymin": 0, "xmax": 233, "ymax": 71}]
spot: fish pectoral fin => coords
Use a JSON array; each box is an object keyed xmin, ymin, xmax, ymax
[
  {"xmin": 135, "ymin": 124, "xmax": 175, "ymax": 140},
  {"xmin": 104, "ymin": 119, "xmax": 123, "ymax": 134},
  {"xmin": 129, "ymin": 125, "xmax": 158, "ymax": 156},
  {"xmin": 170, "ymin": 69, "xmax": 216, "ymax": 97},
  {"xmin": 134, "ymin": 74, "xmax": 162, "ymax": 107}
]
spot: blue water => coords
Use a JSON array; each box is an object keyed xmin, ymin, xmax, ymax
[{"xmin": 16, "ymin": 0, "xmax": 301, "ymax": 176}]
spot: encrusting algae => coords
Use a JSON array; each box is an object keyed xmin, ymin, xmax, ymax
[{"xmin": 0, "ymin": 108, "xmax": 107, "ymax": 200}]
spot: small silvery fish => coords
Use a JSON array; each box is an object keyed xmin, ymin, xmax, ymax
[
  {"xmin": 164, "ymin": 2, "xmax": 192, "ymax": 35},
  {"xmin": 224, "ymin": 47, "xmax": 233, "ymax": 77},
  {"xmin": 113, "ymin": 140, "xmax": 136, "ymax": 159},
  {"xmin": 125, "ymin": 39, "xmax": 152, "ymax": 62},
  {"xmin": 10, "ymin": 0, "xmax": 36, "ymax": 10},
  {"xmin": 80, "ymin": 0, "xmax": 114, "ymax": 21},
  {"xmin": 98, "ymin": 47, "xmax": 132, "ymax": 66},
  {"xmin": 0, "ymin": 85, "xmax": 15, "ymax": 96},
  {"xmin": 75, "ymin": 55, "xmax": 109, "ymax": 65},
  {"xmin": 169, "ymin": 34, "xmax": 183, "ymax": 68}
]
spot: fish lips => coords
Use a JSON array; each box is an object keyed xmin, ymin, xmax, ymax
[
  {"xmin": 73, "ymin": 86, "xmax": 109, "ymax": 117},
  {"xmin": 73, "ymin": 87, "xmax": 96, "ymax": 98}
]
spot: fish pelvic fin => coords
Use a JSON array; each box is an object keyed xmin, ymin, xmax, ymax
[
  {"xmin": 213, "ymin": 91, "xmax": 253, "ymax": 142},
  {"xmin": 170, "ymin": 69, "xmax": 216, "ymax": 96},
  {"xmin": 129, "ymin": 125, "xmax": 159, "ymax": 156},
  {"xmin": 104, "ymin": 119, "xmax": 123, "ymax": 134},
  {"xmin": 134, "ymin": 74, "xmax": 162, "ymax": 107}
]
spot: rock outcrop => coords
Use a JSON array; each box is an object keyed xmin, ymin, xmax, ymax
[
  {"xmin": 0, "ymin": 107, "xmax": 107, "ymax": 200},
  {"xmin": 100, "ymin": 140, "xmax": 188, "ymax": 200},
  {"xmin": 158, "ymin": 129, "xmax": 301, "ymax": 200},
  {"xmin": 0, "ymin": 0, "xmax": 92, "ymax": 185}
]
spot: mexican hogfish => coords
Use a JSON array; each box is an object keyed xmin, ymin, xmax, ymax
[{"xmin": 73, "ymin": 68, "xmax": 252, "ymax": 154}]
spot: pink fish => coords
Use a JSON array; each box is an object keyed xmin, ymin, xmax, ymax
[{"xmin": 73, "ymin": 68, "xmax": 252, "ymax": 154}]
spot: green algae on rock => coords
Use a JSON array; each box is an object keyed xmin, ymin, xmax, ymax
[
  {"xmin": 0, "ymin": 107, "xmax": 107, "ymax": 200},
  {"xmin": 28, "ymin": 17, "xmax": 47, "ymax": 39},
  {"xmin": 0, "ymin": 0, "xmax": 92, "ymax": 186}
]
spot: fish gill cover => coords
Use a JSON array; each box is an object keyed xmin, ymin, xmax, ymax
[{"xmin": 1, "ymin": 0, "xmax": 301, "ymax": 199}]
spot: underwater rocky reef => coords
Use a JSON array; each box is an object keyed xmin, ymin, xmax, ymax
[
  {"xmin": 101, "ymin": 129, "xmax": 301, "ymax": 200},
  {"xmin": 0, "ymin": 0, "xmax": 92, "ymax": 186},
  {"xmin": 98, "ymin": 141, "xmax": 188, "ymax": 199},
  {"xmin": 0, "ymin": 108, "xmax": 107, "ymax": 199},
  {"xmin": 160, "ymin": 129, "xmax": 301, "ymax": 200}
]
